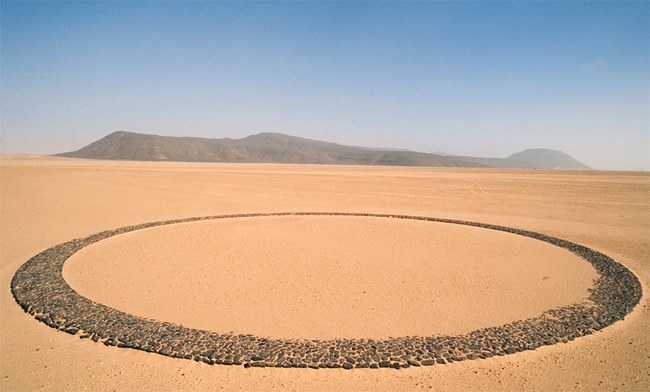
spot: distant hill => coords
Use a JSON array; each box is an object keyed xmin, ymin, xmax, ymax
[
  {"xmin": 506, "ymin": 149, "xmax": 592, "ymax": 170},
  {"xmin": 56, "ymin": 131, "xmax": 591, "ymax": 170}
]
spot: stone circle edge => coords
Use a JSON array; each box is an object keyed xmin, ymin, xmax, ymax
[{"xmin": 11, "ymin": 212, "xmax": 643, "ymax": 370}]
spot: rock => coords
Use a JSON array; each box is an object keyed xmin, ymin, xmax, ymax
[{"xmin": 10, "ymin": 213, "xmax": 642, "ymax": 372}]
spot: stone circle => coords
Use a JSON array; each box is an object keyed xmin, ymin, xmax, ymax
[{"xmin": 11, "ymin": 212, "xmax": 643, "ymax": 370}]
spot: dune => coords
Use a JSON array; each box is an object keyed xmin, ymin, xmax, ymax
[{"xmin": 0, "ymin": 154, "xmax": 647, "ymax": 391}]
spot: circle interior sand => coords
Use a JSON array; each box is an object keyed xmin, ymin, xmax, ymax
[{"xmin": 63, "ymin": 215, "xmax": 597, "ymax": 340}]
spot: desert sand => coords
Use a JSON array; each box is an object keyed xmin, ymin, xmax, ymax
[{"xmin": 1, "ymin": 154, "xmax": 648, "ymax": 391}]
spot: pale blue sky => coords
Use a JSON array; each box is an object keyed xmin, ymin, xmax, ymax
[{"xmin": 1, "ymin": 1, "xmax": 648, "ymax": 170}]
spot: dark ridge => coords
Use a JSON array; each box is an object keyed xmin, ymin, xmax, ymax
[{"xmin": 56, "ymin": 131, "xmax": 591, "ymax": 170}]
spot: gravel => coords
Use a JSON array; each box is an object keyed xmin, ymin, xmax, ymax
[{"xmin": 10, "ymin": 212, "xmax": 643, "ymax": 370}]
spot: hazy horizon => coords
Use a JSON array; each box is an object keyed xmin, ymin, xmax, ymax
[
  {"xmin": 1, "ymin": 1, "xmax": 648, "ymax": 171},
  {"xmin": 50, "ymin": 129, "xmax": 605, "ymax": 164}
]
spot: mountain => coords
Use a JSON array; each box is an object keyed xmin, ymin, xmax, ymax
[
  {"xmin": 56, "ymin": 131, "xmax": 591, "ymax": 170},
  {"xmin": 442, "ymin": 150, "xmax": 592, "ymax": 170},
  {"xmin": 55, "ymin": 131, "xmax": 475, "ymax": 167},
  {"xmin": 506, "ymin": 149, "xmax": 592, "ymax": 170}
]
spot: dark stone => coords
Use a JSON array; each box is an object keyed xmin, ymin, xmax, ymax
[
  {"xmin": 9, "ymin": 213, "xmax": 643, "ymax": 371},
  {"xmin": 421, "ymin": 359, "xmax": 435, "ymax": 366},
  {"xmin": 61, "ymin": 327, "xmax": 79, "ymax": 335}
]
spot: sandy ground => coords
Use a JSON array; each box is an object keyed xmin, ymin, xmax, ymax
[{"xmin": 1, "ymin": 154, "xmax": 648, "ymax": 391}]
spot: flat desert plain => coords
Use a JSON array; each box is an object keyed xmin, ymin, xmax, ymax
[{"xmin": 1, "ymin": 154, "xmax": 648, "ymax": 391}]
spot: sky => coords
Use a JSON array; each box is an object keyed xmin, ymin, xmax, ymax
[{"xmin": 1, "ymin": 1, "xmax": 648, "ymax": 171}]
